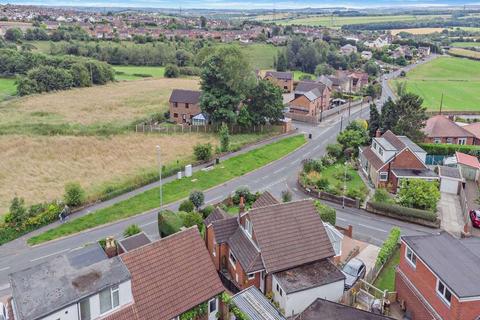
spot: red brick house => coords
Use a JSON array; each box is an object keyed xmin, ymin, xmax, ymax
[
  {"xmin": 396, "ymin": 232, "xmax": 480, "ymax": 320},
  {"xmin": 288, "ymin": 81, "xmax": 331, "ymax": 119},
  {"xmin": 204, "ymin": 193, "xmax": 345, "ymax": 316},
  {"xmin": 359, "ymin": 130, "xmax": 438, "ymax": 193},
  {"xmin": 169, "ymin": 89, "xmax": 202, "ymax": 125},
  {"xmin": 423, "ymin": 115, "xmax": 475, "ymax": 145},
  {"xmin": 463, "ymin": 122, "xmax": 480, "ymax": 145},
  {"xmin": 264, "ymin": 71, "xmax": 294, "ymax": 93}
]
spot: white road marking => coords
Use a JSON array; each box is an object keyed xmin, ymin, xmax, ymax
[
  {"xmin": 337, "ymin": 217, "xmax": 348, "ymax": 222},
  {"xmin": 139, "ymin": 220, "xmax": 157, "ymax": 228},
  {"xmin": 205, "ymin": 195, "xmax": 223, "ymax": 204},
  {"xmin": 358, "ymin": 223, "xmax": 388, "ymax": 233},
  {"xmin": 30, "ymin": 248, "xmax": 71, "ymax": 262},
  {"xmin": 0, "ymin": 267, "xmax": 10, "ymax": 272},
  {"xmin": 0, "ymin": 283, "xmax": 10, "ymax": 291},
  {"xmin": 273, "ymin": 168, "xmax": 283, "ymax": 175}
]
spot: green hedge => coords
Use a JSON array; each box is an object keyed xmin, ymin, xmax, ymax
[
  {"xmin": 369, "ymin": 201, "xmax": 437, "ymax": 222},
  {"xmin": 419, "ymin": 143, "xmax": 480, "ymax": 157},
  {"xmin": 157, "ymin": 210, "xmax": 184, "ymax": 237},
  {"xmin": 376, "ymin": 227, "xmax": 401, "ymax": 266},
  {"xmin": 314, "ymin": 200, "xmax": 336, "ymax": 225}
]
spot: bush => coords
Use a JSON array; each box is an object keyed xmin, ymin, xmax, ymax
[
  {"xmin": 316, "ymin": 178, "xmax": 329, "ymax": 190},
  {"xmin": 373, "ymin": 188, "xmax": 393, "ymax": 203},
  {"xmin": 376, "ymin": 227, "xmax": 401, "ymax": 266},
  {"xmin": 164, "ymin": 64, "xmax": 180, "ymax": 78},
  {"xmin": 281, "ymin": 190, "xmax": 292, "ymax": 203},
  {"xmin": 5, "ymin": 197, "xmax": 27, "ymax": 227},
  {"xmin": 314, "ymin": 200, "xmax": 336, "ymax": 225},
  {"xmin": 419, "ymin": 143, "xmax": 480, "ymax": 157},
  {"xmin": 326, "ymin": 143, "xmax": 343, "ymax": 158},
  {"xmin": 123, "ymin": 224, "xmax": 141, "ymax": 238},
  {"xmin": 189, "ymin": 190, "xmax": 205, "ymax": 210},
  {"xmin": 303, "ymin": 159, "xmax": 323, "ymax": 173},
  {"xmin": 397, "ymin": 179, "xmax": 440, "ymax": 211},
  {"xmin": 233, "ymin": 187, "xmax": 257, "ymax": 205},
  {"xmin": 219, "ymin": 123, "xmax": 230, "ymax": 152},
  {"xmin": 182, "ymin": 211, "xmax": 203, "ymax": 229},
  {"xmin": 179, "ymin": 66, "xmax": 201, "ymax": 76},
  {"xmin": 158, "ymin": 210, "xmax": 183, "ymax": 237},
  {"xmin": 193, "ymin": 143, "xmax": 212, "ymax": 161},
  {"xmin": 346, "ymin": 187, "xmax": 365, "ymax": 201},
  {"xmin": 179, "ymin": 200, "xmax": 195, "ymax": 213},
  {"xmin": 369, "ymin": 201, "xmax": 438, "ymax": 222},
  {"xmin": 200, "ymin": 205, "xmax": 214, "ymax": 219},
  {"xmin": 64, "ymin": 182, "xmax": 86, "ymax": 207}
]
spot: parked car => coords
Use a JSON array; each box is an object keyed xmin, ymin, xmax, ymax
[
  {"xmin": 470, "ymin": 209, "xmax": 480, "ymax": 228},
  {"xmin": 0, "ymin": 302, "xmax": 8, "ymax": 320},
  {"xmin": 342, "ymin": 258, "xmax": 366, "ymax": 290}
]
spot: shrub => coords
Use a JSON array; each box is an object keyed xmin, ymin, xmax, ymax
[
  {"xmin": 326, "ymin": 143, "xmax": 343, "ymax": 158},
  {"xmin": 281, "ymin": 190, "xmax": 292, "ymax": 203},
  {"xmin": 320, "ymin": 155, "xmax": 336, "ymax": 166},
  {"xmin": 179, "ymin": 200, "xmax": 195, "ymax": 213},
  {"xmin": 158, "ymin": 210, "xmax": 183, "ymax": 237},
  {"xmin": 303, "ymin": 158, "xmax": 323, "ymax": 173},
  {"xmin": 5, "ymin": 197, "xmax": 27, "ymax": 227},
  {"xmin": 346, "ymin": 187, "xmax": 365, "ymax": 201},
  {"xmin": 123, "ymin": 224, "xmax": 141, "ymax": 238},
  {"xmin": 376, "ymin": 227, "xmax": 401, "ymax": 266},
  {"xmin": 233, "ymin": 187, "xmax": 257, "ymax": 205},
  {"xmin": 179, "ymin": 66, "xmax": 201, "ymax": 76},
  {"xmin": 314, "ymin": 200, "xmax": 336, "ymax": 225},
  {"xmin": 333, "ymin": 168, "xmax": 353, "ymax": 181},
  {"xmin": 164, "ymin": 64, "xmax": 180, "ymax": 78},
  {"xmin": 316, "ymin": 178, "xmax": 329, "ymax": 190},
  {"xmin": 369, "ymin": 201, "xmax": 438, "ymax": 222},
  {"xmin": 219, "ymin": 123, "xmax": 230, "ymax": 152},
  {"xmin": 189, "ymin": 190, "xmax": 205, "ymax": 210},
  {"xmin": 200, "ymin": 205, "xmax": 214, "ymax": 219},
  {"xmin": 193, "ymin": 143, "xmax": 212, "ymax": 161},
  {"xmin": 397, "ymin": 179, "xmax": 440, "ymax": 211},
  {"xmin": 182, "ymin": 211, "xmax": 203, "ymax": 229},
  {"xmin": 64, "ymin": 182, "xmax": 86, "ymax": 207},
  {"xmin": 373, "ymin": 188, "xmax": 393, "ymax": 203}
]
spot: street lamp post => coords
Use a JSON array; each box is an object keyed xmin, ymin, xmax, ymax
[
  {"xmin": 342, "ymin": 162, "xmax": 347, "ymax": 209},
  {"xmin": 156, "ymin": 145, "xmax": 163, "ymax": 211}
]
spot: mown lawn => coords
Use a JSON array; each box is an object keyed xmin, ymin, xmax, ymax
[
  {"xmin": 113, "ymin": 66, "xmax": 166, "ymax": 81},
  {"xmin": 391, "ymin": 57, "xmax": 480, "ymax": 111},
  {"xmin": 236, "ymin": 43, "xmax": 281, "ymax": 70},
  {"xmin": 28, "ymin": 134, "xmax": 306, "ymax": 245},
  {"xmin": 0, "ymin": 78, "xmax": 17, "ymax": 100},
  {"xmin": 373, "ymin": 248, "xmax": 400, "ymax": 292},
  {"xmin": 293, "ymin": 70, "xmax": 315, "ymax": 81},
  {"xmin": 450, "ymin": 42, "xmax": 480, "ymax": 48}
]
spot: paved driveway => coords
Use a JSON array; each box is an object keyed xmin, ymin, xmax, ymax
[{"xmin": 438, "ymin": 192, "xmax": 464, "ymax": 238}]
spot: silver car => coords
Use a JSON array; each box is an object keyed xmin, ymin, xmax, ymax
[{"xmin": 342, "ymin": 258, "xmax": 366, "ymax": 290}]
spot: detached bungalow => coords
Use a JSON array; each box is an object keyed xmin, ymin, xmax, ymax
[{"xmin": 423, "ymin": 115, "xmax": 475, "ymax": 145}]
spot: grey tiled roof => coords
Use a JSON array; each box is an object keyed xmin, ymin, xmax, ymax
[
  {"xmin": 265, "ymin": 71, "xmax": 293, "ymax": 80},
  {"xmin": 252, "ymin": 191, "xmax": 279, "ymax": 209},
  {"xmin": 118, "ymin": 232, "xmax": 151, "ymax": 252},
  {"xmin": 228, "ymin": 229, "xmax": 265, "ymax": 273},
  {"xmin": 169, "ymin": 89, "xmax": 201, "ymax": 104},
  {"xmin": 402, "ymin": 232, "xmax": 480, "ymax": 298},
  {"xmin": 203, "ymin": 207, "xmax": 228, "ymax": 226},
  {"xmin": 212, "ymin": 216, "xmax": 238, "ymax": 243}
]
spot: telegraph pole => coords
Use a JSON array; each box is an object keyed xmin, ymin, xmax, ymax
[
  {"xmin": 156, "ymin": 145, "xmax": 163, "ymax": 211},
  {"xmin": 439, "ymin": 93, "xmax": 444, "ymax": 115}
]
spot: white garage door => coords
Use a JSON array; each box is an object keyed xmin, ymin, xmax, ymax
[{"xmin": 440, "ymin": 178, "xmax": 458, "ymax": 194}]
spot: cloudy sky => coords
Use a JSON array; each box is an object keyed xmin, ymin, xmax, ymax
[{"xmin": 4, "ymin": 0, "xmax": 479, "ymax": 8}]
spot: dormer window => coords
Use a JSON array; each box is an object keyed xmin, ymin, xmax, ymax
[{"xmin": 245, "ymin": 219, "xmax": 253, "ymax": 237}]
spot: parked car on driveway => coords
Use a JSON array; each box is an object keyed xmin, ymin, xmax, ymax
[
  {"xmin": 342, "ymin": 258, "xmax": 366, "ymax": 290},
  {"xmin": 470, "ymin": 209, "xmax": 480, "ymax": 228}
]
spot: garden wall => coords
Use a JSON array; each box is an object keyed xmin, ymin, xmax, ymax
[
  {"xmin": 298, "ymin": 180, "xmax": 360, "ymax": 208},
  {"xmin": 365, "ymin": 202, "xmax": 440, "ymax": 228}
]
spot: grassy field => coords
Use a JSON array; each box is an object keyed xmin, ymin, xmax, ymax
[
  {"xmin": 237, "ymin": 43, "xmax": 280, "ymax": 70},
  {"xmin": 450, "ymin": 42, "xmax": 480, "ymax": 48},
  {"xmin": 113, "ymin": 66, "xmax": 166, "ymax": 80},
  {"xmin": 0, "ymin": 78, "xmax": 16, "ymax": 100},
  {"xmin": 27, "ymin": 134, "xmax": 306, "ymax": 245},
  {"xmin": 449, "ymin": 48, "xmax": 480, "ymax": 59},
  {"xmin": 391, "ymin": 56, "xmax": 480, "ymax": 111},
  {"xmin": 293, "ymin": 71, "xmax": 315, "ymax": 81},
  {"xmin": 275, "ymin": 14, "xmax": 449, "ymax": 27},
  {"xmin": 0, "ymin": 78, "xmax": 200, "ymax": 131},
  {"xmin": 373, "ymin": 248, "xmax": 400, "ymax": 292},
  {"xmin": 391, "ymin": 28, "xmax": 445, "ymax": 35}
]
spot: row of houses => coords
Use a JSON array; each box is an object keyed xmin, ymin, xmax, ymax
[{"xmin": 4, "ymin": 194, "xmax": 399, "ymax": 320}]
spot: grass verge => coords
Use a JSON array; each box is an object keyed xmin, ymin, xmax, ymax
[
  {"xmin": 28, "ymin": 134, "xmax": 306, "ymax": 245},
  {"xmin": 373, "ymin": 248, "xmax": 400, "ymax": 292}
]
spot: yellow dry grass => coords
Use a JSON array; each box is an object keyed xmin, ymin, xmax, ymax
[
  {"xmin": 0, "ymin": 78, "xmax": 200, "ymax": 127},
  {"xmin": 0, "ymin": 133, "xmax": 217, "ymax": 214},
  {"xmin": 390, "ymin": 28, "xmax": 445, "ymax": 35}
]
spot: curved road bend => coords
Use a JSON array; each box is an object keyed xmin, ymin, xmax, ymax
[{"xmin": 0, "ymin": 60, "xmax": 440, "ymax": 295}]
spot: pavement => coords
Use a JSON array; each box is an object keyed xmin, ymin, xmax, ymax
[
  {"xmin": 438, "ymin": 193, "xmax": 465, "ymax": 238},
  {"xmin": 0, "ymin": 60, "xmax": 440, "ymax": 297}
]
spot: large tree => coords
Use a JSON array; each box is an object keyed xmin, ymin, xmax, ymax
[
  {"xmin": 368, "ymin": 104, "xmax": 381, "ymax": 138},
  {"xmin": 200, "ymin": 46, "xmax": 255, "ymax": 124},
  {"xmin": 393, "ymin": 93, "xmax": 427, "ymax": 141},
  {"xmin": 380, "ymin": 98, "xmax": 398, "ymax": 132},
  {"xmin": 244, "ymin": 79, "xmax": 284, "ymax": 126}
]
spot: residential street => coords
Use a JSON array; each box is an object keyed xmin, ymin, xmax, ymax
[{"xmin": 0, "ymin": 62, "xmax": 439, "ymax": 297}]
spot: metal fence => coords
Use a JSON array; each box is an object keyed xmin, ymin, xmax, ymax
[{"xmin": 135, "ymin": 123, "xmax": 285, "ymax": 135}]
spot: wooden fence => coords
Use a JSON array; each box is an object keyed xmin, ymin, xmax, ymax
[{"xmin": 135, "ymin": 123, "xmax": 286, "ymax": 135}]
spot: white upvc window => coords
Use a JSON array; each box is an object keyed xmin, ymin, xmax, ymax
[
  {"xmin": 276, "ymin": 283, "xmax": 283, "ymax": 296},
  {"xmin": 245, "ymin": 219, "xmax": 253, "ymax": 237},
  {"xmin": 208, "ymin": 298, "xmax": 218, "ymax": 315},
  {"xmin": 99, "ymin": 285, "xmax": 120, "ymax": 315},
  {"xmin": 79, "ymin": 298, "xmax": 91, "ymax": 320},
  {"xmin": 434, "ymin": 138, "xmax": 441, "ymax": 144},
  {"xmin": 458, "ymin": 138, "xmax": 467, "ymax": 145},
  {"xmin": 437, "ymin": 279, "xmax": 452, "ymax": 306},
  {"xmin": 405, "ymin": 246, "xmax": 417, "ymax": 268},
  {"xmin": 247, "ymin": 273, "xmax": 256, "ymax": 280},
  {"xmin": 379, "ymin": 172, "xmax": 388, "ymax": 181},
  {"xmin": 446, "ymin": 138, "xmax": 453, "ymax": 144},
  {"xmin": 229, "ymin": 251, "xmax": 237, "ymax": 269}
]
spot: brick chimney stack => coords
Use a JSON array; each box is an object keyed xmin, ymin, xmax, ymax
[
  {"xmin": 105, "ymin": 236, "xmax": 118, "ymax": 258},
  {"xmin": 376, "ymin": 129, "xmax": 382, "ymax": 138},
  {"xmin": 238, "ymin": 196, "xmax": 245, "ymax": 223}
]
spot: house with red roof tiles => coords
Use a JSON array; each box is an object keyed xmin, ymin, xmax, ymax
[
  {"xmin": 204, "ymin": 193, "xmax": 345, "ymax": 316},
  {"xmin": 423, "ymin": 115, "xmax": 475, "ymax": 145},
  {"xmin": 359, "ymin": 130, "xmax": 438, "ymax": 193}
]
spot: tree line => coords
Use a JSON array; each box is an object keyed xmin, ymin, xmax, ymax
[
  {"xmin": 341, "ymin": 18, "xmax": 480, "ymax": 31},
  {"xmin": 0, "ymin": 49, "xmax": 115, "ymax": 95},
  {"xmin": 4, "ymin": 25, "xmax": 90, "ymax": 42}
]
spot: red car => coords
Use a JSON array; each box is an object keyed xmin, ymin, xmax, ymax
[{"xmin": 470, "ymin": 210, "xmax": 480, "ymax": 228}]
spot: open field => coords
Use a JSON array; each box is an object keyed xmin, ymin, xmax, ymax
[
  {"xmin": 0, "ymin": 133, "xmax": 217, "ymax": 215},
  {"xmin": 0, "ymin": 78, "xmax": 16, "ymax": 100},
  {"xmin": 390, "ymin": 28, "xmax": 445, "ymax": 35},
  {"xmin": 275, "ymin": 14, "xmax": 449, "ymax": 27},
  {"xmin": 391, "ymin": 56, "xmax": 480, "ymax": 111},
  {"xmin": 450, "ymin": 42, "xmax": 480, "ymax": 48},
  {"xmin": 28, "ymin": 135, "xmax": 306, "ymax": 245},
  {"xmin": 237, "ymin": 43, "xmax": 280, "ymax": 70},
  {"xmin": 448, "ymin": 48, "xmax": 480, "ymax": 59},
  {"xmin": 0, "ymin": 78, "xmax": 199, "ymax": 132},
  {"xmin": 113, "ymin": 66, "xmax": 166, "ymax": 80}
]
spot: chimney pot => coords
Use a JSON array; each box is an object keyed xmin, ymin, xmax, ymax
[{"xmin": 375, "ymin": 129, "xmax": 382, "ymax": 138}]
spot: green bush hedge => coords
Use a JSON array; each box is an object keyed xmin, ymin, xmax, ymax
[
  {"xmin": 376, "ymin": 227, "xmax": 401, "ymax": 266},
  {"xmin": 419, "ymin": 143, "xmax": 480, "ymax": 157},
  {"xmin": 314, "ymin": 200, "xmax": 336, "ymax": 225},
  {"xmin": 157, "ymin": 210, "xmax": 184, "ymax": 237},
  {"xmin": 369, "ymin": 201, "xmax": 437, "ymax": 222}
]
